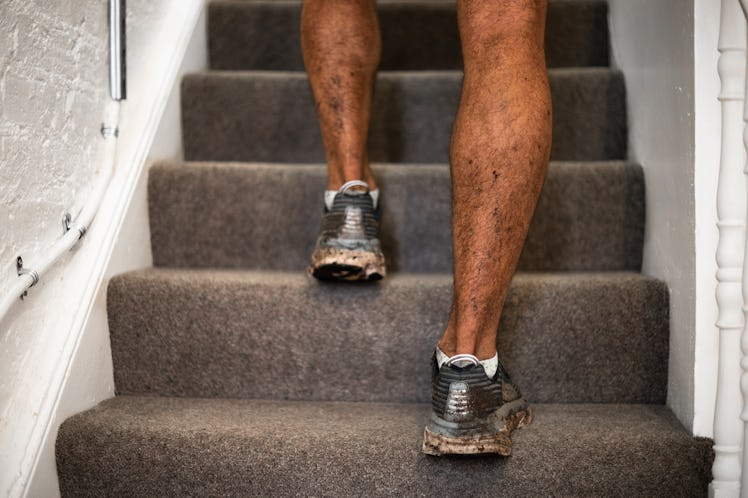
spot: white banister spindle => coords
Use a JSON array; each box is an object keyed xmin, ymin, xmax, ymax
[{"xmin": 713, "ymin": 0, "xmax": 748, "ymax": 496}]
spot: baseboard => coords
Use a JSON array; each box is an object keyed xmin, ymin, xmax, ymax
[{"xmin": 13, "ymin": 2, "xmax": 207, "ymax": 496}]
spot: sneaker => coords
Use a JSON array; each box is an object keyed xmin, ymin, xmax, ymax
[
  {"xmin": 308, "ymin": 180, "xmax": 386, "ymax": 281},
  {"xmin": 422, "ymin": 353, "xmax": 533, "ymax": 456}
]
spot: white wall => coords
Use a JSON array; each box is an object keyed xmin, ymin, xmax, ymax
[
  {"xmin": 692, "ymin": 0, "xmax": 722, "ymax": 439},
  {"xmin": 608, "ymin": 0, "xmax": 720, "ymax": 436},
  {"xmin": 0, "ymin": 1, "xmax": 206, "ymax": 496}
]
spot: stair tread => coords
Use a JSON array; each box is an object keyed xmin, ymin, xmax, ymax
[
  {"xmin": 56, "ymin": 396, "xmax": 712, "ymax": 496},
  {"xmin": 108, "ymin": 269, "xmax": 668, "ymax": 403},
  {"xmin": 208, "ymin": 0, "xmax": 609, "ymax": 70},
  {"xmin": 149, "ymin": 160, "xmax": 643, "ymax": 272},
  {"xmin": 181, "ymin": 68, "xmax": 627, "ymax": 163}
]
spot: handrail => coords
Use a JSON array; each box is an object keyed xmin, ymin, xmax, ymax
[
  {"xmin": 0, "ymin": 102, "xmax": 120, "ymax": 322},
  {"xmin": 110, "ymin": 0, "xmax": 126, "ymax": 100},
  {"xmin": 0, "ymin": 0, "xmax": 125, "ymax": 325}
]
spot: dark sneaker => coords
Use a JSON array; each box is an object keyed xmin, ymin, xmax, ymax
[
  {"xmin": 422, "ymin": 353, "xmax": 533, "ymax": 456},
  {"xmin": 308, "ymin": 180, "xmax": 386, "ymax": 281}
]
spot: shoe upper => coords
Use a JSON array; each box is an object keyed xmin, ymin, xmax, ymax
[
  {"xmin": 315, "ymin": 190, "xmax": 382, "ymax": 253},
  {"xmin": 430, "ymin": 354, "xmax": 523, "ymax": 425},
  {"xmin": 424, "ymin": 354, "xmax": 531, "ymax": 453}
]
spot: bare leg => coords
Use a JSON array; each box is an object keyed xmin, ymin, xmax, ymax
[
  {"xmin": 301, "ymin": 0, "xmax": 381, "ymax": 191},
  {"xmin": 303, "ymin": 0, "xmax": 386, "ymax": 281},
  {"xmin": 437, "ymin": 0, "xmax": 552, "ymax": 360}
]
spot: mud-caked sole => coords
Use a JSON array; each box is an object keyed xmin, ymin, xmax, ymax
[
  {"xmin": 309, "ymin": 248, "xmax": 386, "ymax": 282},
  {"xmin": 421, "ymin": 406, "xmax": 534, "ymax": 457},
  {"xmin": 422, "ymin": 427, "xmax": 513, "ymax": 456}
]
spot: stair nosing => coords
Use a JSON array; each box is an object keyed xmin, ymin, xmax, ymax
[{"xmin": 119, "ymin": 267, "xmax": 657, "ymax": 281}]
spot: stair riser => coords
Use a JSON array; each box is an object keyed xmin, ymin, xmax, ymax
[
  {"xmin": 108, "ymin": 272, "xmax": 669, "ymax": 404},
  {"xmin": 208, "ymin": 1, "xmax": 610, "ymax": 71},
  {"xmin": 149, "ymin": 162, "xmax": 644, "ymax": 272},
  {"xmin": 181, "ymin": 70, "xmax": 627, "ymax": 163}
]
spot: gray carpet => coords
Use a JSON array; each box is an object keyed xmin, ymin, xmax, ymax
[
  {"xmin": 208, "ymin": 0, "xmax": 610, "ymax": 70},
  {"xmin": 56, "ymin": 398, "xmax": 712, "ymax": 497},
  {"xmin": 108, "ymin": 269, "xmax": 668, "ymax": 404},
  {"xmin": 149, "ymin": 161, "xmax": 644, "ymax": 272},
  {"xmin": 55, "ymin": 0, "xmax": 714, "ymax": 494},
  {"xmin": 182, "ymin": 69, "xmax": 627, "ymax": 163}
]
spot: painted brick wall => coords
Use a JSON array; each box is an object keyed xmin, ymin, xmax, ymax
[
  {"xmin": 0, "ymin": 1, "xmax": 199, "ymax": 494},
  {"xmin": 0, "ymin": 0, "xmax": 108, "ymax": 280}
]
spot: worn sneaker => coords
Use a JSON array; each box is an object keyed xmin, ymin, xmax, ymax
[
  {"xmin": 422, "ymin": 353, "xmax": 533, "ymax": 456},
  {"xmin": 308, "ymin": 180, "xmax": 386, "ymax": 281}
]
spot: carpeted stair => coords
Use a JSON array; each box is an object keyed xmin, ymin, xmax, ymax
[{"xmin": 56, "ymin": 0, "xmax": 713, "ymax": 496}]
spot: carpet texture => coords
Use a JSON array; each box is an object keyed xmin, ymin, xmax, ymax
[
  {"xmin": 148, "ymin": 161, "xmax": 644, "ymax": 272},
  {"xmin": 55, "ymin": 0, "xmax": 714, "ymax": 494},
  {"xmin": 56, "ymin": 397, "xmax": 712, "ymax": 497},
  {"xmin": 181, "ymin": 69, "xmax": 627, "ymax": 163},
  {"xmin": 208, "ymin": 0, "xmax": 610, "ymax": 71},
  {"xmin": 108, "ymin": 270, "xmax": 668, "ymax": 404}
]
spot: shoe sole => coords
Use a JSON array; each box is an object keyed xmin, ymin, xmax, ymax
[
  {"xmin": 421, "ymin": 405, "xmax": 534, "ymax": 457},
  {"xmin": 309, "ymin": 248, "xmax": 386, "ymax": 282}
]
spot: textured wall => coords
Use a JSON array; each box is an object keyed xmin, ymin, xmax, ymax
[
  {"xmin": 0, "ymin": 1, "xmax": 202, "ymax": 495},
  {"xmin": 0, "ymin": 0, "xmax": 170, "ymax": 287},
  {"xmin": 0, "ymin": 0, "xmax": 108, "ymax": 280}
]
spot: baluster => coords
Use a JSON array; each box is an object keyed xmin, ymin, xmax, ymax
[
  {"xmin": 715, "ymin": 0, "xmax": 748, "ymax": 494},
  {"xmin": 713, "ymin": 0, "xmax": 748, "ymax": 496}
]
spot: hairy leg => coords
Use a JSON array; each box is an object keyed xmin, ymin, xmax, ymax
[
  {"xmin": 301, "ymin": 0, "xmax": 381, "ymax": 190},
  {"xmin": 438, "ymin": 0, "xmax": 552, "ymax": 360}
]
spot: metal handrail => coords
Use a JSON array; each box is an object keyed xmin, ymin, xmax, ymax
[{"xmin": 0, "ymin": 0, "xmax": 125, "ymax": 325}]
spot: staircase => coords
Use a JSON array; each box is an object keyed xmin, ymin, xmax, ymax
[{"xmin": 55, "ymin": 0, "xmax": 713, "ymax": 495}]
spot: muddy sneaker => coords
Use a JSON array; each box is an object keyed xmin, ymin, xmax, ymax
[
  {"xmin": 422, "ymin": 353, "xmax": 533, "ymax": 456},
  {"xmin": 308, "ymin": 180, "xmax": 386, "ymax": 281}
]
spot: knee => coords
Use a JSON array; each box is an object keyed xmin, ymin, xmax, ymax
[{"xmin": 457, "ymin": 0, "xmax": 546, "ymax": 57}]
